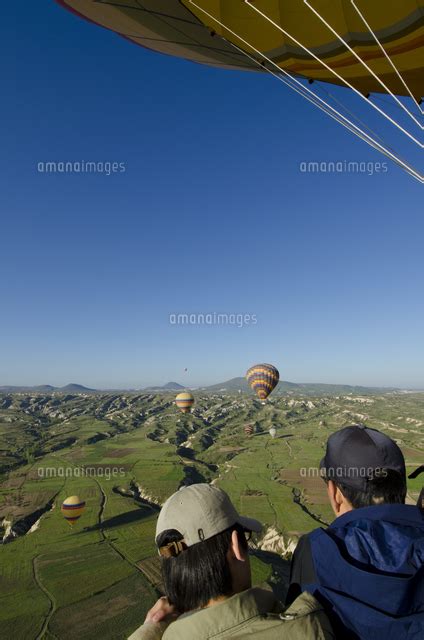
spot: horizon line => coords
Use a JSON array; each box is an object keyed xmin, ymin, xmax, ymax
[{"xmin": 0, "ymin": 379, "xmax": 423, "ymax": 392}]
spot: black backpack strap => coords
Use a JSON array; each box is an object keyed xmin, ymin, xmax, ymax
[
  {"xmin": 408, "ymin": 466, "xmax": 424, "ymax": 511},
  {"xmin": 408, "ymin": 465, "xmax": 424, "ymax": 480},
  {"xmin": 418, "ymin": 488, "xmax": 424, "ymax": 512}
]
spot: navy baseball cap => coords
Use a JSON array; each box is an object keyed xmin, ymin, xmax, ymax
[{"xmin": 320, "ymin": 425, "xmax": 406, "ymax": 491}]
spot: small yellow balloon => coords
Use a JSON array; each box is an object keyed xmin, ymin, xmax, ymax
[
  {"xmin": 61, "ymin": 495, "xmax": 86, "ymax": 527},
  {"xmin": 175, "ymin": 392, "xmax": 194, "ymax": 414}
]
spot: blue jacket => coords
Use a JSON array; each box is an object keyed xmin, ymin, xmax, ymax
[{"xmin": 289, "ymin": 505, "xmax": 424, "ymax": 639}]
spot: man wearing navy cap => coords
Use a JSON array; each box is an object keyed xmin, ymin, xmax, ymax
[{"xmin": 287, "ymin": 424, "xmax": 424, "ymax": 640}]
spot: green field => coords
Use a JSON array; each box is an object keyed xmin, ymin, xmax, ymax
[{"xmin": 0, "ymin": 391, "xmax": 423, "ymax": 639}]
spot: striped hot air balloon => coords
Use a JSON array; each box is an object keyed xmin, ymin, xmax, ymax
[
  {"xmin": 61, "ymin": 495, "xmax": 86, "ymax": 527},
  {"xmin": 175, "ymin": 392, "xmax": 194, "ymax": 414},
  {"xmin": 244, "ymin": 424, "xmax": 254, "ymax": 437},
  {"xmin": 246, "ymin": 364, "xmax": 280, "ymax": 402}
]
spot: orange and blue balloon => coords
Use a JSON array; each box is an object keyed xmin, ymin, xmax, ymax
[{"xmin": 246, "ymin": 364, "xmax": 280, "ymax": 401}]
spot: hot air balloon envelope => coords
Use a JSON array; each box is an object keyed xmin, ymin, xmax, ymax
[
  {"xmin": 175, "ymin": 392, "xmax": 194, "ymax": 413},
  {"xmin": 246, "ymin": 364, "xmax": 280, "ymax": 401},
  {"xmin": 61, "ymin": 495, "xmax": 86, "ymax": 526},
  {"xmin": 56, "ymin": 1, "xmax": 424, "ymax": 181},
  {"xmin": 56, "ymin": 1, "xmax": 424, "ymax": 97}
]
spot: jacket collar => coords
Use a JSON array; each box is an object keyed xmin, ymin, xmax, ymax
[
  {"xmin": 163, "ymin": 588, "xmax": 278, "ymax": 640},
  {"xmin": 329, "ymin": 504, "xmax": 424, "ymax": 529}
]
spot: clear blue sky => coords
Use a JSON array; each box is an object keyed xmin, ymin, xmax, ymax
[{"xmin": 1, "ymin": 2, "xmax": 423, "ymax": 389}]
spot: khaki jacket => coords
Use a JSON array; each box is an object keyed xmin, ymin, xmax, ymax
[{"xmin": 128, "ymin": 588, "xmax": 334, "ymax": 640}]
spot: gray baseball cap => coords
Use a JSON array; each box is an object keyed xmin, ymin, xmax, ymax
[{"xmin": 156, "ymin": 483, "xmax": 262, "ymax": 556}]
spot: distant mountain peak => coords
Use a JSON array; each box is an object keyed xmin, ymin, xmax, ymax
[
  {"xmin": 60, "ymin": 383, "xmax": 96, "ymax": 393},
  {"xmin": 144, "ymin": 382, "xmax": 185, "ymax": 391},
  {"xmin": 162, "ymin": 382, "xmax": 185, "ymax": 390}
]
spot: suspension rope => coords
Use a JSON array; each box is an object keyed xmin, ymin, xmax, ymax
[
  {"xmin": 371, "ymin": 93, "xmax": 424, "ymax": 122},
  {"xmin": 315, "ymin": 85, "xmax": 389, "ymax": 148},
  {"xmin": 316, "ymin": 85, "xmax": 417, "ymax": 172}
]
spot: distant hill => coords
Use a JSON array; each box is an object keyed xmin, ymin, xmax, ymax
[
  {"xmin": 162, "ymin": 382, "xmax": 185, "ymax": 390},
  {"xmin": 0, "ymin": 384, "xmax": 97, "ymax": 394},
  {"xmin": 0, "ymin": 385, "xmax": 56, "ymax": 393},
  {"xmin": 60, "ymin": 383, "xmax": 97, "ymax": 393},
  {"xmin": 202, "ymin": 377, "xmax": 400, "ymax": 397},
  {"xmin": 144, "ymin": 382, "xmax": 185, "ymax": 391}
]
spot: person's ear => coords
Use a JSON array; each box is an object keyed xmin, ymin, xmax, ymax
[
  {"xmin": 334, "ymin": 484, "xmax": 346, "ymax": 512},
  {"xmin": 327, "ymin": 480, "xmax": 342, "ymax": 515},
  {"xmin": 327, "ymin": 481, "xmax": 352, "ymax": 515},
  {"xmin": 230, "ymin": 530, "xmax": 247, "ymax": 562}
]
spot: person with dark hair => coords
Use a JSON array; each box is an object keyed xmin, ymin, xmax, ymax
[
  {"xmin": 129, "ymin": 483, "xmax": 334, "ymax": 640},
  {"xmin": 287, "ymin": 424, "xmax": 424, "ymax": 639}
]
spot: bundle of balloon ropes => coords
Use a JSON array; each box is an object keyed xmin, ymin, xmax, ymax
[{"xmin": 57, "ymin": 0, "xmax": 423, "ymax": 181}]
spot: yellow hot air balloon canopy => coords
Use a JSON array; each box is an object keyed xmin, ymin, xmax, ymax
[
  {"xmin": 61, "ymin": 495, "xmax": 86, "ymax": 526},
  {"xmin": 56, "ymin": 1, "xmax": 423, "ymax": 180},
  {"xmin": 175, "ymin": 391, "xmax": 195, "ymax": 413},
  {"xmin": 56, "ymin": 0, "xmax": 423, "ymax": 97}
]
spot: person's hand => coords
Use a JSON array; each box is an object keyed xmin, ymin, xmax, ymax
[{"xmin": 145, "ymin": 597, "xmax": 178, "ymax": 624}]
